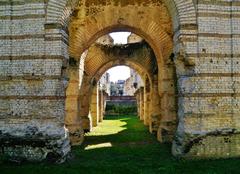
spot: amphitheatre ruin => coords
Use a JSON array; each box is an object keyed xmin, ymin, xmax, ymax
[{"xmin": 0, "ymin": 0, "xmax": 240, "ymax": 164}]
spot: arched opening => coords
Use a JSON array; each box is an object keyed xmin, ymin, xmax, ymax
[
  {"xmin": 40, "ymin": 1, "xmax": 184, "ymax": 162},
  {"xmin": 89, "ymin": 65, "xmax": 143, "ymax": 128},
  {"xmin": 0, "ymin": 0, "xmax": 201, "ymax": 163},
  {"xmin": 5, "ymin": 0, "xmax": 240, "ymax": 166},
  {"xmin": 44, "ymin": 2, "xmax": 198, "ymax": 160},
  {"xmin": 63, "ymin": 2, "xmax": 180, "ymax": 149},
  {"xmin": 64, "ymin": 26, "xmax": 177, "ymax": 151}
]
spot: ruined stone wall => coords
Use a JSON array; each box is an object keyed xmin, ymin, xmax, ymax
[
  {"xmin": 90, "ymin": 85, "xmax": 99, "ymax": 127},
  {"xmin": 134, "ymin": 87, "xmax": 145, "ymax": 121},
  {"xmin": 78, "ymin": 74, "xmax": 92, "ymax": 132},
  {"xmin": 139, "ymin": 87, "xmax": 145, "ymax": 121},
  {"xmin": 143, "ymin": 76, "xmax": 151, "ymax": 126},
  {"xmin": 0, "ymin": 0, "xmax": 70, "ymax": 162},
  {"xmin": 65, "ymin": 66, "xmax": 84, "ymax": 146},
  {"xmin": 150, "ymin": 75, "xmax": 161, "ymax": 135},
  {"xmin": 173, "ymin": 0, "xmax": 240, "ymax": 159},
  {"xmin": 1, "ymin": 0, "xmax": 240, "ymax": 162},
  {"xmin": 98, "ymin": 89, "xmax": 104, "ymax": 123}
]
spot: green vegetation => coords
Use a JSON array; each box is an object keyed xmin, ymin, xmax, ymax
[
  {"xmin": 105, "ymin": 104, "xmax": 137, "ymax": 115},
  {"xmin": 1, "ymin": 115, "xmax": 240, "ymax": 174}
]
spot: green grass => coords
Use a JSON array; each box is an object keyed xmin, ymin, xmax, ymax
[{"xmin": 1, "ymin": 115, "xmax": 240, "ymax": 174}]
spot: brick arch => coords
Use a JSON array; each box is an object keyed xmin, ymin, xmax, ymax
[
  {"xmin": 66, "ymin": 40, "xmax": 157, "ymax": 133},
  {"xmin": 45, "ymin": 1, "xmax": 197, "ymax": 73},
  {"xmin": 68, "ymin": 6, "xmax": 174, "ymax": 107},
  {"xmin": 45, "ymin": 0, "xmax": 197, "ymax": 32},
  {"xmin": 77, "ymin": 59, "xmax": 153, "ymax": 132},
  {"xmin": 68, "ymin": 11, "xmax": 172, "ymax": 61},
  {"xmin": 45, "ymin": 0, "xmax": 197, "ymax": 157},
  {"xmin": 89, "ymin": 60, "xmax": 154, "ymax": 128},
  {"xmin": 45, "ymin": 0, "xmax": 198, "ymax": 97},
  {"xmin": 83, "ymin": 43, "xmax": 156, "ymax": 81},
  {"xmin": 64, "ymin": 1, "xmax": 180, "ymax": 145},
  {"xmin": 93, "ymin": 60, "xmax": 152, "ymax": 86}
]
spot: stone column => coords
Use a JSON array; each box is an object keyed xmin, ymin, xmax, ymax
[
  {"xmin": 143, "ymin": 77, "xmax": 151, "ymax": 126},
  {"xmin": 157, "ymin": 65, "xmax": 177, "ymax": 142},
  {"xmin": 79, "ymin": 75, "xmax": 92, "ymax": 132},
  {"xmin": 134, "ymin": 89, "xmax": 141, "ymax": 118},
  {"xmin": 139, "ymin": 87, "xmax": 145, "ymax": 121},
  {"xmin": 90, "ymin": 85, "xmax": 99, "ymax": 127},
  {"xmin": 65, "ymin": 66, "xmax": 84, "ymax": 145},
  {"xmin": 149, "ymin": 75, "xmax": 161, "ymax": 134},
  {"xmin": 144, "ymin": 91, "xmax": 151, "ymax": 126},
  {"xmin": 136, "ymin": 93, "xmax": 141, "ymax": 118},
  {"xmin": 98, "ymin": 90, "xmax": 104, "ymax": 122},
  {"xmin": 103, "ymin": 91, "xmax": 108, "ymax": 117}
]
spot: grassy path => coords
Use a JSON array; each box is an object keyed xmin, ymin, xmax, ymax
[{"xmin": 1, "ymin": 115, "xmax": 240, "ymax": 174}]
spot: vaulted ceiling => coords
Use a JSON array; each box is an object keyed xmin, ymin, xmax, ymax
[{"xmin": 83, "ymin": 41, "xmax": 158, "ymax": 82}]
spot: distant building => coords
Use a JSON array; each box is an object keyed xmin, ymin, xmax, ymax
[
  {"xmin": 108, "ymin": 69, "xmax": 143, "ymax": 96},
  {"xmin": 124, "ymin": 69, "xmax": 143, "ymax": 96},
  {"xmin": 110, "ymin": 80, "xmax": 125, "ymax": 96},
  {"xmin": 131, "ymin": 69, "xmax": 144, "ymax": 88},
  {"xmin": 99, "ymin": 72, "xmax": 111, "ymax": 95},
  {"xmin": 123, "ymin": 77, "xmax": 133, "ymax": 96}
]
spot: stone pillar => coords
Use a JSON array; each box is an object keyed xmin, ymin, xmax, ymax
[
  {"xmin": 79, "ymin": 75, "xmax": 92, "ymax": 132},
  {"xmin": 136, "ymin": 93, "xmax": 141, "ymax": 118},
  {"xmin": 98, "ymin": 90, "xmax": 104, "ymax": 122},
  {"xmin": 144, "ymin": 91, "xmax": 151, "ymax": 126},
  {"xmin": 149, "ymin": 75, "xmax": 161, "ymax": 134},
  {"xmin": 158, "ymin": 65, "xmax": 177, "ymax": 142},
  {"xmin": 134, "ymin": 89, "xmax": 141, "ymax": 118},
  {"xmin": 65, "ymin": 67, "xmax": 84, "ymax": 145},
  {"xmin": 139, "ymin": 87, "xmax": 145, "ymax": 121},
  {"xmin": 103, "ymin": 91, "xmax": 109, "ymax": 117},
  {"xmin": 90, "ymin": 85, "xmax": 99, "ymax": 127},
  {"xmin": 143, "ymin": 77, "xmax": 151, "ymax": 126}
]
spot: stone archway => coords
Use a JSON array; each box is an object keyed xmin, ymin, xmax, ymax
[
  {"xmin": 89, "ymin": 62, "xmax": 151, "ymax": 130},
  {"xmin": 65, "ymin": 2, "xmax": 180, "ymax": 144},
  {"xmin": 0, "ymin": 0, "xmax": 198, "ymax": 162},
  {"xmin": 43, "ymin": 0, "xmax": 201, "ymax": 160},
  {"xmin": 71, "ymin": 40, "xmax": 157, "ymax": 133},
  {"xmin": 5, "ymin": 0, "xmax": 193, "ymax": 162},
  {"xmin": 45, "ymin": 0, "xmax": 197, "ymax": 35},
  {"xmin": 2, "ymin": 0, "xmax": 240, "ymax": 163}
]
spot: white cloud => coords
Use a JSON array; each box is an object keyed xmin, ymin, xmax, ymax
[
  {"xmin": 109, "ymin": 32, "xmax": 131, "ymax": 44},
  {"xmin": 107, "ymin": 66, "xmax": 130, "ymax": 82}
]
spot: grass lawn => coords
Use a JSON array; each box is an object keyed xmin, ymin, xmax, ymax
[{"xmin": 1, "ymin": 115, "xmax": 240, "ymax": 174}]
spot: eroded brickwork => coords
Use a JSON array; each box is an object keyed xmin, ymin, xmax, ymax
[
  {"xmin": 0, "ymin": 0, "xmax": 70, "ymax": 162},
  {"xmin": 173, "ymin": 0, "xmax": 240, "ymax": 159},
  {"xmin": 0, "ymin": 0, "xmax": 240, "ymax": 162}
]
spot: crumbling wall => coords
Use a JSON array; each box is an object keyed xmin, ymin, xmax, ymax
[
  {"xmin": 173, "ymin": 1, "xmax": 240, "ymax": 159},
  {"xmin": 0, "ymin": 0, "xmax": 70, "ymax": 162},
  {"xmin": 0, "ymin": 0, "xmax": 240, "ymax": 162}
]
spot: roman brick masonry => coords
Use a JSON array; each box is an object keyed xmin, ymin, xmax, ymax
[{"xmin": 0, "ymin": 0, "xmax": 240, "ymax": 162}]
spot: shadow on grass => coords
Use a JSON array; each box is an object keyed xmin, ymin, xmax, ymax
[{"xmin": 1, "ymin": 115, "xmax": 240, "ymax": 174}]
